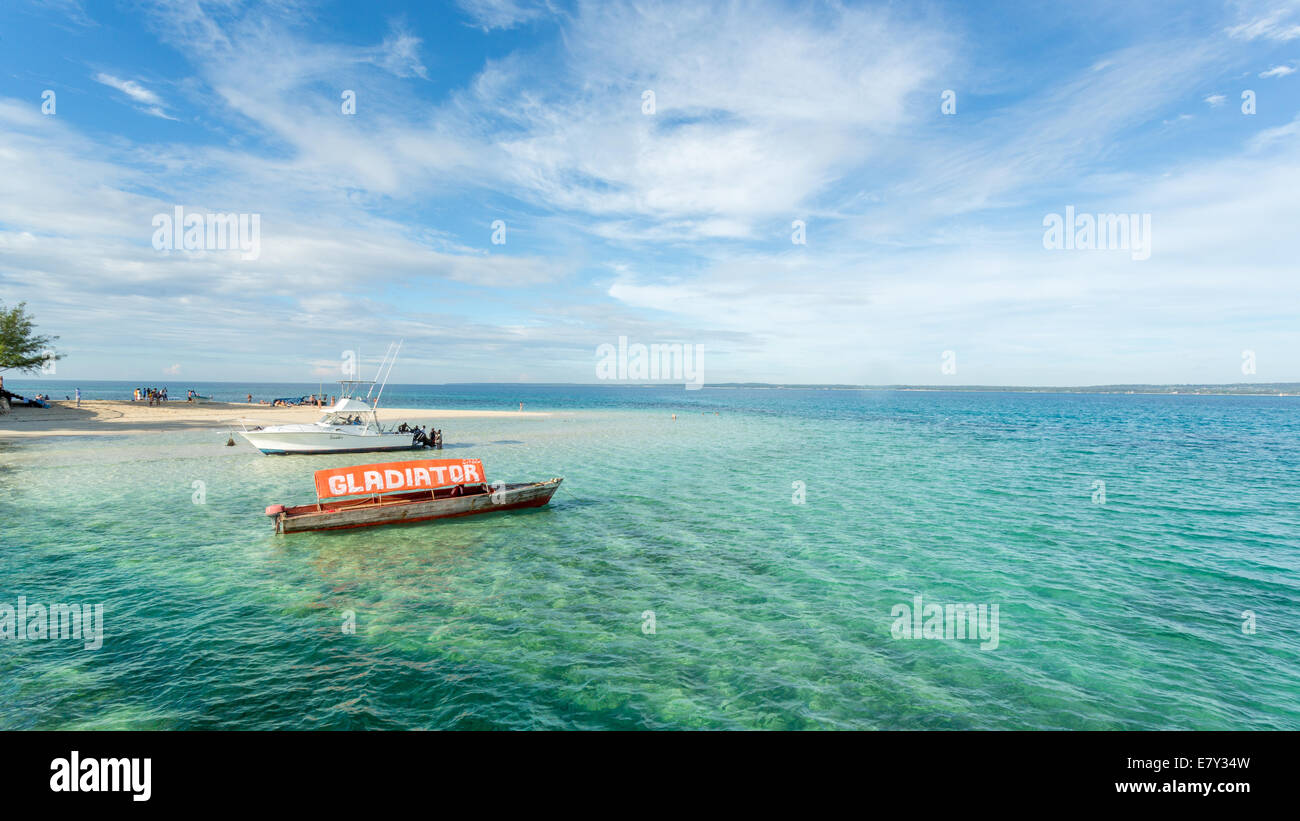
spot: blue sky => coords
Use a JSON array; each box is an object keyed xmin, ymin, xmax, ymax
[{"xmin": 0, "ymin": 0, "xmax": 1297, "ymax": 385}]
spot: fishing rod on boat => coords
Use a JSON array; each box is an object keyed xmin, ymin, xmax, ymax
[
  {"xmin": 372, "ymin": 339, "xmax": 402, "ymax": 412},
  {"xmin": 365, "ymin": 342, "xmax": 395, "ymax": 403}
]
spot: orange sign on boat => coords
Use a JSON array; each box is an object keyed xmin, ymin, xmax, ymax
[{"xmin": 314, "ymin": 459, "xmax": 486, "ymax": 499}]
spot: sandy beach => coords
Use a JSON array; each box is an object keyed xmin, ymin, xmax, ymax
[{"xmin": 0, "ymin": 399, "xmax": 548, "ymax": 440}]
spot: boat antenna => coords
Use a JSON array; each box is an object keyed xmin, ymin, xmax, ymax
[{"xmin": 373, "ymin": 339, "xmax": 402, "ymax": 411}]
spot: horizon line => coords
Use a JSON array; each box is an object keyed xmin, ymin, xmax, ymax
[{"xmin": 8, "ymin": 378, "xmax": 1300, "ymax": 390}]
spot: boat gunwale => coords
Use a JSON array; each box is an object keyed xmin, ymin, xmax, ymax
[
  {"xmin": 280, "ymin": 479, "xmax": 560, "ymax": 520},
  {"xmin": 272, "ymin": 478, "xmax": 563, "ymax": 533}
]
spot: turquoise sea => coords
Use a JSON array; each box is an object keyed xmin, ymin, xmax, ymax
[{"xmin": 2, "ymin": 383, "xmax": 1298, "ymax": 729}]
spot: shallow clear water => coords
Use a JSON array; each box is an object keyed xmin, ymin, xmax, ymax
[{"xmin": 2, "ymin": 386, "xmax": 1298, "ymax": 729}]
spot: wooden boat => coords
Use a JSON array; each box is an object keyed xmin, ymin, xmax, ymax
[{"xmin": 266, "ymin": 457, "xmax": 561, "ymax": 533}]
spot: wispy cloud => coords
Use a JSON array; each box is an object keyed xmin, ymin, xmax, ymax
[
  {"xmin": 368, "ymin": 26, "xmax": 429, "ymax": 79},
  {"xmin": 93, "ymin": 72, "xmax": 176, "ymax": 119},
  {"xmin": 42, "ymin": 0, "xmax": 97, "ymax": 28},
  {"xmin": 1259, "ymin": 63, "xmax": 1297, "ymax": 77},
  {"xmin": 463, "ymin": 1, "xmax": 952, "ymax": 239},
  {"xmin": 455, "ymin": 0, "xmax": 551, "ymax": 31},
  {"xmin": 1227, "ymin": 4, "xmax": 1300, "ymax": 41}
]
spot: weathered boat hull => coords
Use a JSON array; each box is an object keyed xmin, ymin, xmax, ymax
[{"xmin": 272, "ymin": 478, "xmax": 562, "ymax": 533}]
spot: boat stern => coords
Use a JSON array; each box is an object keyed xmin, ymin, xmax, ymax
[{"xmin": 265, "ymin": 504, "xmax": 286, "ymax": 534}]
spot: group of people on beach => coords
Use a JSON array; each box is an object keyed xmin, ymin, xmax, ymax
[
  {"xmin": 134, "ymin": 387, "xmax": 168, "ymax": 405},
  {"xmin": 132, "ymin": 387, "xmax": 207, "ymax": 404}
]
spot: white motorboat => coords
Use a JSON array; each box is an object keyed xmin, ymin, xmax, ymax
[
  {"xmin": 237, "ymin": 396, "xmax": 420, "ymax": 454},
  {"xmin": 237, "ymin": 343, "xmax": 431, "ymax": 455}
]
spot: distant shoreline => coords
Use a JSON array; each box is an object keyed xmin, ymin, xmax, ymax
[{"xmin": 8, "ymin": 379, "xmax": 1299, "ymax": 397}]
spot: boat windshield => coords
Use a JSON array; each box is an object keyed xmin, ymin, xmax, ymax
[{"xmin": 320, "ymin": 411, "xmax": 373, "ymax": 426}]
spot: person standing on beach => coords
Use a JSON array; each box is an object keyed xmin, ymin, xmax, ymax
[{"xmin": 75, "ymin": 388, "xmax": 80, "ymax": 407}]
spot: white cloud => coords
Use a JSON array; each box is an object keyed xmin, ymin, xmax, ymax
[
  {"xmin": 456, "ymin": 0, "xmax": 550, "ymax": 31},
  {"xmin": 0, "ymin": 88, "xmax": 578, "ymax": 380},
  {"xmin": 1227, "ymin": 5, "xmax": 1300, "ymax": 41},
  {"xmin": 135, "ymin": 0, "xmax": 946, "ymax": 238},
  {"xmin": 464, "ymin": 1, "xmax": 952, "ymax": 239},
  {"xmin": 94, "ymin": 73, "xmax": 161, "ymax": 105},
  {"xmin": 369, "ymin": 28, "xmax": 429, "ymax": 79},
  {"xmin": 600, "ymin": 101, "xmax": 1300, "ymax": 383},
  {"xmin": 93, "ymin": 72, "xmax": 176, "ymax": 119},
  {"xmin": 1205, "ymin": 93, "xmax": 1227, "ymax": 105},
  {"xmin": 44, "ymin": 0, "xmax": 97, "ymax": 28},
  {"xmin": 1259, "ymin": 63, "xmax": 1296, "ymax": 77}
]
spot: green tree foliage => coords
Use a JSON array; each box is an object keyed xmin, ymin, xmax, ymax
[{"xmin": 0, "ymin": 302, "xmax": 62, "ymax": 374}]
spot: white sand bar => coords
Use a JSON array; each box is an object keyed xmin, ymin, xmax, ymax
[{"xmin": 0, "ymin": 400, "xmax": 548, "ymax": 440}]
